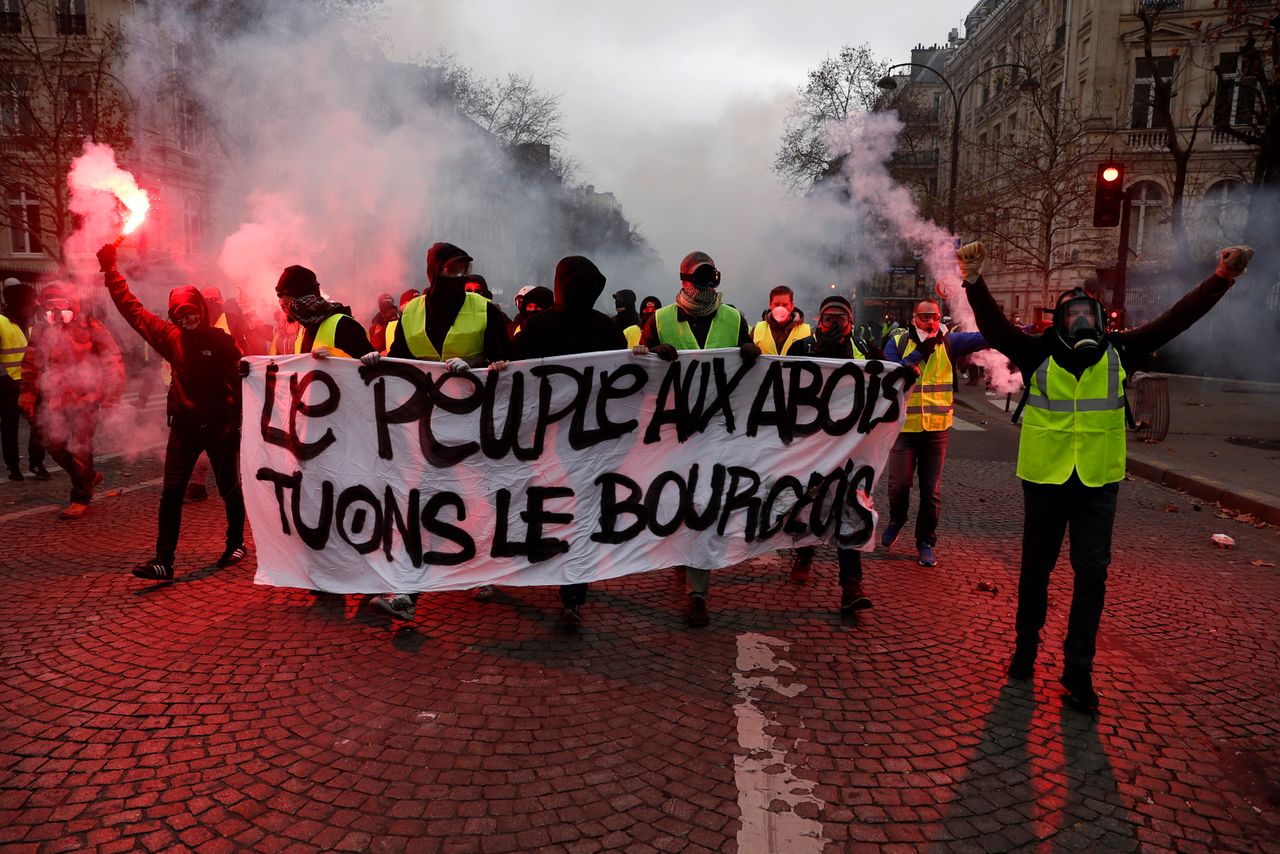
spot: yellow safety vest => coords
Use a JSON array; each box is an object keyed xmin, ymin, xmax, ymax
[
  {"xmin": 0, "ymin": 315, "xmax": 27, "ymax": 381},
  {"xmin": 654, "ymin": 304, "xmax": 741, "ymax": 350},
  {"xmin": 295, "ymin": 314, "xmax": 353, "ymax": 358},
  {"xmin": 623, "ymin": 325, "xmax": 641, "ymax": 348},
  {"xmin": 213, "ymin": 313, "xmax": 230, "ymax": 333},
  {"xmin": 383, "ymin": 318, "xmax": 399, "ymax": 354},
  {"xmin": 401, "ymin": 292, "xmax": 488, "ymax": 361},
  {"xmin": 752, "ymin": 320, "xmax": 812, "ymax": 356},
  {"xmin": 901, "ymin": 335, "xmax": 954, "ymax": 432},
  {"xmin": 1017, "ymin": 346, "xmax": 1127, "ymax": 487}
]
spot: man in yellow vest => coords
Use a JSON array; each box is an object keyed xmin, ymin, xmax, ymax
[
  {"xmin": 752, "ymin": 285, "xmax": 811, "ymax": 356},
  {"xmin": 633, "ymin": 250, "xmax": 760, "ymax": 627},
  {"xmin": 1, "ymin": 282, "xmax": 34, "ymax": 480},
  {"xmin": 369, "ymin": 242, "xmax": 514, "ymax": 621},
  {"xmin": 881, "ymin": 299, "xmax": 988, "ymax": 568},
  {"xmin": 274, "ymin": 265, "xmax": 374, "ymax": 360},
  {"xmin": 962, "ymin": 240, "xmax": 1254, "ymax": 713},
  {"xmin": 622, "ymin": 296, "xmax": 660, "ymax": 349}
]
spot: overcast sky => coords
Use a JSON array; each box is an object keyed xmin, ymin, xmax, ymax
[{"xmin": 378, "ymin": 0, "xmax": 968, "ymax": 282}]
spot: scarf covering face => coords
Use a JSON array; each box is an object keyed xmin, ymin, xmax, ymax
[
  {"xmin": 674, "ymin": 282, "xmax": 723, "ymax": 317},
  {"xmin": 288, "ymin": 294, "xmax": 344, "ymax": 327}
]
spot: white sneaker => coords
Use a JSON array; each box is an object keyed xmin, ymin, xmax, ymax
[{"xmin": 371, "ymin": 593, "xmax": 415, "ymax": 621}]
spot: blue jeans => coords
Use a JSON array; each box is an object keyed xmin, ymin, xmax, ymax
[{"xmin": 887, "ymin": 429, "xmax": 949, "ymax": 548}]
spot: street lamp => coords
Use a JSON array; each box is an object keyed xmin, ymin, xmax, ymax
[{"xmin": 877, "ymin": 62, "xmax": 1039, "ymax": 233}]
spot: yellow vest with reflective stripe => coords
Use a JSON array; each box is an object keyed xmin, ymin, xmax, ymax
[
  {"xmin": 623, "ymin": 325, "xmax": 641, "ymax": 349},
  {"xmin": 901, "ymin": 335, "xmax": 953, "ymax": 432},
  {"xmin": 213, "ymin": 313, "xmax": 230, "ymax": 333},
  {"xmin": 295, "ymin": 314, "xmax": 353, "ymax": 358},
  {"xmin": 0, "ymin": 315, "xmax": 27, "ymax": 381},
  {"xmin": 655, "ymin": 304, "xmax": 741, "ymax": 350},
  {"xmin": 752, "ymin": 320, "xmax": 812, "ymax": 355},
  {"xmin": 383, "ymin": 318, "xmax": 399, "ymax": 354},
  {"xmin": 401, "ymin": 292, "xmax": 488, "ymax": 362},
  {"xmin": 1017, "ymin": 346, "xmax": 1127, "ymax": 486}
]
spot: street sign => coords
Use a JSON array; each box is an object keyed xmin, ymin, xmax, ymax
[{"xmin": 887, "ymin": 266, "xmax": 917, "ymax": 275}]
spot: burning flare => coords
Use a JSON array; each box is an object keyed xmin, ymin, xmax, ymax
[{"xmin": 67, "ymin": 142, "xmax": 150, "ymax": 241}]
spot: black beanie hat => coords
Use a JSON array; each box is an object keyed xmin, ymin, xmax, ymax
[
  {"xmin": 818, "ymin": 295, "xmax": 853, "ymax": 316},
  {"xmin": 276, "ymin": 265, "xmax": 320, "ymax": 298}
]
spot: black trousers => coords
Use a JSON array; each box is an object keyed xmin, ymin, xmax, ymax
[
  {"xmin": 794, "ymin": 546, "xmax": 863, "ymax": 587},
  {"xmin": 0, "ymin": 380, "xmax": 18, "ymax": 473},
  {"xmin": 1015, "ymin": 474, "xmax": 1118, "ymax": 675},
  {"xmin": 155, "ymin": 419, "xmax": 246, "ymax": 565},
  {"xmin": 559, "ymin": 583, "xmax": 588, "ymax": 608}
]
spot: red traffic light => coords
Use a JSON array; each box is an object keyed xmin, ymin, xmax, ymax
[
  {"xmin": 1101, "ymin": 166, "xmax": 1120, "ymax": 183},
  {"xmin": 1093, "ymin": 162, "xmax": 1125, "ymax": 227}
]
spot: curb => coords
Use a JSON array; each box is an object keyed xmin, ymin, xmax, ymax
[{"xmin": 1126, "ymin": 453, "xmax": 1280, "ymax": 527}]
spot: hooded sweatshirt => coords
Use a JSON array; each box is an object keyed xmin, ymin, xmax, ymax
[
  {"xmin": 387, "ymin": 242, "xmax": 513, "ymax": 362},
  {"xmin": 105, "ymin": 272, "xmax": 242, "ymax": 424},
  {"xmin": 516, "ymin": 256, "xmax": 626, "ymax": 359}
]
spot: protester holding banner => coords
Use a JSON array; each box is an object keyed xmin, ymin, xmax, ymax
[
  {"xmin": 275, "ymin": 265, "xmax": 374, "ymax": 359},
  {"xmin": 381, "ymin": 289, "xmax": 419, "ymax": 355},
  {"xmin": 634, "ymin": 250, "xmax": 760, "ymax": 627},
  {"xmin": 752, "ymin": 285, "xmax": 811, "ymax": 356},
  {"xmin": 783, "ymin": 295, "xmax": 875, "ymax": 612},
  {"xmin": 962, "ymin": 240, "xmax": 1254, "ymax": 713},
  {"xmin": 880, "ymin": 299, "xmax": 988, "ymax": 568},
  {"xmin": 516, "ymin": 255, "xmax": 628, "ymax": 627},
  {"xmin": 371, "ymin": 241, "xmax": 514, "ymax": 619},
  {"xmin": 96, "ymin": 244, "xmax": 247, "ymax": 580}
]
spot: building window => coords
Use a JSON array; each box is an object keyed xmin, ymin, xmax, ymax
[
  {"xmin": 56, "ymin": 0, "xmax": 86, "ymax": 35},
  {"xmin": 931, "ymin": 92, "xmax": 942, "ymax": 122},
  {"xmin": 183, "ymin": 196, "xmax": 203, "ymax": 256},
  {"xmin": 1, "ymin": 75, "xmax": 32, "ymax": 135},
  {"xmin": 64, "ymin": 75, "xmax": 92, "ymax": 135},
  {"xmin": 177, "ymin": 96, "xmax": 200, "ymax": 151},
  {"xmin": 1131, "ymin": 57, "xmax": 1176, "ymax": 129},
  {"xmin": 0, "ymin": 0, "xmax": 21, "ymax": 34},
  {"xmin": 1200, "ymin": 180, "xmax": 1248, "ymax": 245},
  {"xmin": 8, "ymin": 187, "xmax": 42, "ymax": 255},
  {"xmin": 1215, "ymin": 53, "xmax": 1256, "ymax": 127},
  {"xmin": 1128, "ymin": 181, "xmax": 1166, "ymax": 257}
]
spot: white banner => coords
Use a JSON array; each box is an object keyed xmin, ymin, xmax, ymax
[{"xmin": 240, "ymin": 351, "xmax": 914, "ymax": 593}]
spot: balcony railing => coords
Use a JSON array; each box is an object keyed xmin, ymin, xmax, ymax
[
  {"xmin": 1211, "ymin": 128, "xmax": 1253, "ymax": 149},
  {"xmin": 1126, "ymin": 129, "xmax": 1169, "ymax": 151}
]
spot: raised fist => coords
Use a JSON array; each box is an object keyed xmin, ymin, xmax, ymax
[
  {"xmin": 1215, "ymin": 245, "xmax": 1254, "ymax": 280},
  {"xmin": 96, "ymin": 243, "xmax": 117, "ymax": 274},
  {"xmin": 956, "ymin": 241, "xmax": 986, "ymax": 283}
]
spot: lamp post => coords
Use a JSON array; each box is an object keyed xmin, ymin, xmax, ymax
[{"xmin": 878, "ymin": 62, "xmax": 1039, "ymax": 233}]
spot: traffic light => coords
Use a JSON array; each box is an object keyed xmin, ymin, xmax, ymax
[{"xmin": 1092, "ymin": 162, "xmax": 1125, "ymax": 227}]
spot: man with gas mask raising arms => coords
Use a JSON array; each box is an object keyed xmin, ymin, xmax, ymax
[
  {"xmin": 97, "ymin": 244, "xmax": 247, "ymax": 579},
  {"xmin": 634, "ymin": 250, "xmax": 760, "ymax": 627},
  {"xmin": 960, "ymin": 240, "xmax": 1254, "ymax": 713}
]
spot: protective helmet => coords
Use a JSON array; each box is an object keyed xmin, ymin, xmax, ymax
[{"xmin": 1053, "ymin": 287, "xmax": 1105, "ymax": 350}]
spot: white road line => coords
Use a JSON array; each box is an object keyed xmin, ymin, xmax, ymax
[
  {"xmin": 951, "ymin": 416, "xmax": 984, "ymax": 432},
  {"xmin": 0, "ymin": 476, "xmax": 165, "ymax": 523},
  {"xmin": 733, "ymin": 633, "xmax": 827, "ymax": 854}
]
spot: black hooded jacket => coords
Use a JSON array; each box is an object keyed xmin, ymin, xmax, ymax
[
  {"xmin": 388, "ymin": 242, "xmax": 512, "ymax": 362},
  {"xmin": 516, "ymin": 257, "xmax": 627, "ymax": 358},
  {"xmin": 105, "ymin": 274, "xmax": 241, "ymax": 424}
]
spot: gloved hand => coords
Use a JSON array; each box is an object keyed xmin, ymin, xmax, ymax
[
  {"xmin": 1215, "ymin": 245, "xmax": 1254, "ymax": 280},
  {"xmin": 360, "ymin": 351, "xmax": 382, "ymax": 366},
  {"xmin": 311, "ymin": 347, "xmax": 330, "ymax": 359},
  {"xmin": 915, "ymin": 334, "xmax": 944, "ymax": 358},
  {"xmin": 18, "ymin": 393, "xmax": 35, "ymax": 421},
  {"xmin": 445, "ymin": 357, "xmax": 471, "ymax": 373},
  {"xmin": 956, "ymin": 240, "xmax": 986, "ymax": 283},
  {"xmin": 652, "ymin": 343, "xmax": 678, "ymax": 362},
  {"xmin": 96, "ymin": 243, "xmax": 117, "ymax": 274},
  {"xmin": 487, "ymin": 360, "xmax": 509, "ymax": 371},
  {"xmin": 739, "ymin": 342, "xmax": 762, "ymax": 362},
  {"xmin": 631, "ymin": 344, "xmax": 649, "ymax": 356}
]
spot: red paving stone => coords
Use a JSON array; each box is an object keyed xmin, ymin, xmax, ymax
[{"xmin": 1, "ymin": 444, "xmax": 1279, "ymax": 852}]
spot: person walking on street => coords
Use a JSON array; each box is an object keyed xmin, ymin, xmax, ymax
[
  {"xmin": 517, "ymin": 255, "xmax": 628, "ymax": 627},
  {"xmin": 881, "ymin": 299, "xmax": 988, "ymax": 568},
  {"xmin": 1, "ymin": 282, "xmax": 35, "ymax": 481},
  {"xmin": 634, "ymin": 250, "xmax": 760, "ymax": 627},
  {"xmin": 97, "ymin": 244, "xmax": 248, "ymax": 580},
  {"xmin": 18, "ymin": 283, "xmax": 124, "ymax": 518},
  {"xmin": 961, "ymin": 240, "xmax": 1255, "ymax": 713}
]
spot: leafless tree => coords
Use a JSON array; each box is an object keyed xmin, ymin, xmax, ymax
[
  {"xmin": 0, "ymin": 0, "xmax": 133, "ymax": 265},
  {"xmin": 432, "ymin": 53, "xmax": 566, "ymax": 150},
  {"xmin": 774, "ymin": 44, "xmax": 891, "ymax": 191}
]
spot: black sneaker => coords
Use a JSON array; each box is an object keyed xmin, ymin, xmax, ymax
[
  {"xmin": 8, "ymin": 468, "xmax": 24, "ymax": 481},
  {"xmin": 1060, "ymin": 670, "xmax": 1100, "ymax": 713},
  {"xmin": 880, "ymin": 524, "xmax": 902, "ymax": 549},
  {"xmin": 30, "ymin": 464, "xmax": 51, "ymax": 481},
  {"xmin": 132, "ymin": 560, "xmax": 174, "ymax": 581},
  {"xmin": 559, "ymin": 606, "xmax": 583, "ymax": 627},
  {"xmin": 840, "ymin": 586, "xmax": 872, "ymax": 613},
  {"xmin": 216, "ymin": 545, "xmax": 247, "ymax": 568},
  {"xmin": 1007, "ymin": 645, "xmax": 1037, "ymax": 680},
  {"xmin": 686, "ymin": 595, "xmax": 710, "ymax": 628}
]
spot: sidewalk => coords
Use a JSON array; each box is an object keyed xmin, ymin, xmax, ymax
[{"xmin": 967, "ymin": 374, "xmax": 1280, "ymax": 526}]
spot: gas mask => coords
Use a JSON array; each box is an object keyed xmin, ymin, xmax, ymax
[
  {"xmin": 770, "ymin": 305, "xmax": 793, "ymax": 324},
  {"xmin": 45, "ymin": 308, "xmax": 73, "ymax": 325},
  {"xmin": 1054, "ymin": 290, "xmax": 1105, "ymax": 350},
  {"xmin": 681, "ymin": 265, "xmax": 721, "ymax": 290}
]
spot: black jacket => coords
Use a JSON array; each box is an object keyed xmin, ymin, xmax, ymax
[{"xmin": 517, "ymin": 256, "xmax": 626, "ymax": 358}]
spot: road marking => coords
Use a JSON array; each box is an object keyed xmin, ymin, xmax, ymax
[
  {"xmin": 733, "ymin": 633, "xmax": 827, "ymax": 854},
  {"xmin": 0, "ymin": 476, "xmax": 165, "ymax": 523},
  {"xmin": 951, "ymin": 416, "xmax": 984, "ymax": 431}
]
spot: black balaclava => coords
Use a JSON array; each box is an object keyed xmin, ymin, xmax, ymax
[
  {"xmin": 555, "ymin": 256, "xmax": 606, "ymax": 315},
  {"xmin": 814, "ymin": 296, "xmax": 854, "ymax": 357},
  {"xmin": 612, "ymin": 288, "xmax": 638, "ymax": 329}
]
